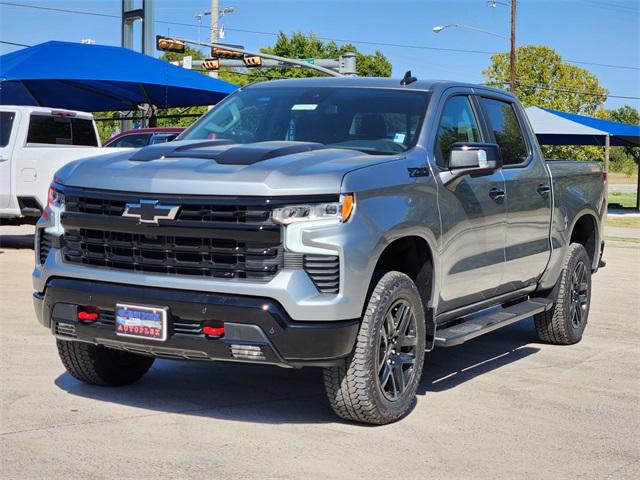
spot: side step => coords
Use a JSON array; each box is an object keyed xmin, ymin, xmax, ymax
[{"xmin": 434, "ymin": 298, "xmax": 553, "ymax": 347}]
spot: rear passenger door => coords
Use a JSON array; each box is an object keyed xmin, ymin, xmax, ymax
[
  {"xmin": 433, "ymin": 91, "xmax": 507, "ymax": 313},
  {"xmin": 478, "ymin": 95, "xmax": 552, "ymax": 293}
]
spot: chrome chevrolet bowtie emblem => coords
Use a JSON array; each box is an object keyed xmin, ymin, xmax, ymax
[{"xmin": 122, "ymin": 200, "xmax": 180, "ymax": 224}]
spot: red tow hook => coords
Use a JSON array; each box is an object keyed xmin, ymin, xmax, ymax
[
  {"xmin": 77, "ymin": 308, "xmax": 100, "ymax": 323},
  {"xmin": 203, "ymin": 324, "xmax": 225, "ymax": 338}
]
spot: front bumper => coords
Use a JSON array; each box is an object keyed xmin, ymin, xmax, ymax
[{"xmin": 35, "ymin": 278, "xmax": 359, "ymax": 368}]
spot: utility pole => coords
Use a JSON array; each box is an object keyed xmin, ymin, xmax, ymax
[
  {"xmin": 209, "ymin": 0, "xmax": 219, "ymax": 79},
  {"xmin": 509, "ymin": 0, "xmax": 517, "ymax": 93}
]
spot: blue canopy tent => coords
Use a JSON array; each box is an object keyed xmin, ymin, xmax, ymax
[
  {"xmin": 526, "ymin": 106, "xmax": 640, "ymax": 210},
  {"xmin": 0, "ymin": 41, "xmax": 237, "ymax": 111}
]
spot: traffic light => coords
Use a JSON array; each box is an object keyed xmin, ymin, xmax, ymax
[
  {"xmin": 202, "ymin": 58, "xmax": 220, "ymax": 71},
  {"xmin": 156, "ymin": 35, "xmax": 186, "ymax": 53},
  {"xmin": 211, "ymin": 45, "xmax": 244, "ymax": 59},
  {"xmin": 243, "ymin": 55, "xmax": 263, "ymax": 67}
]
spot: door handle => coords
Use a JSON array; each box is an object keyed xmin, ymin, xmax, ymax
[
  {"xmin": 536, "ymin": 184, "xmax": 551, "ymax": 196},
  {"xmin": 489, "ymin": 187, "xmax": 505, "ymax": 201},
  {"xmin": 0, "ymin": 155, "xmax": 7, "ymax": 162}
]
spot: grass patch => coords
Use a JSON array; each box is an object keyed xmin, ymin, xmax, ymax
[
  {"xmin": 608, "ymin": 191, "xmax": 638, "ymax": 208},
  {"xmin": 605, "ymin": 216, "xmax": 640, "ymax": 229}
]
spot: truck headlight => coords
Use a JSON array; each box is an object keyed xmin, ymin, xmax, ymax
[
  {"xmin": 41, "ymin": 183, "xmax": 65, "ymax": 221},
  {"xmin": 47, "ymin": 184, "xmax": 65, "ymax": 210},
  {"xmin": 272, "ymin": 194, "xmax": 355, "ymax": 225}
]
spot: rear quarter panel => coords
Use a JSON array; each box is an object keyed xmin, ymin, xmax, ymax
[{"xmin": 538, "ymin": 159, "xmax": 605, "ymax": 289}]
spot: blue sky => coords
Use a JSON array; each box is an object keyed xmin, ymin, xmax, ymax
[{"xmin": 1, "ymin": 0, "xmax": 638, "ymax": 110}]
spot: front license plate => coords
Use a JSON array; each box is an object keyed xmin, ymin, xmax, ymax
[{"xmin": 115, "ymin": 304, "xmax": 167, "ymax": 341}]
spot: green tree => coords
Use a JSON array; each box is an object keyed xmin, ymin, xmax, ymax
[
  {"xmin": 485, "ymin": 45, "xmax": 610, "ymax": 161},
  {"xmin": 483, "ymin": 45, "xmax": 608, "ymax": 114},
  {"xmin": 248, "ymin": 31, "xmax": 391, "ymax": 80}
]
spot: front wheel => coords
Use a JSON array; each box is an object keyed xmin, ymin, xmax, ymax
[
  {"xmin": 57, "ymin": 340, "xmax": 155, "ymax": 386},
  {"xmin": 323, "ymin": 271, "xmax": 426, "ymax": 425},
  {"xmin": 534, "ymin": 243, "xmax": 592, "ymax": 345}
]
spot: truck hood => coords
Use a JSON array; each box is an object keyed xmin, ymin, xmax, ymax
[{"xmin": 55, "ymin": 140, "xmax": 402, "ymax": 196}]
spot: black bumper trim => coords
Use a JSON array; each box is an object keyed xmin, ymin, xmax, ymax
[{"xmin": 36, "ymin": 278, "xmax": 359, "ymax": 368}]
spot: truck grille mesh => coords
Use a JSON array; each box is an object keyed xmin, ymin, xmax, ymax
[
  {"xmin": 61, "ymin": 189, "xmax": 284, "ymax": 281},
  {"xmin": 303, "ymin": 255, "xmax": 340, "ymax": 293},
  {"xmin": 62, "ymin": 229, "xmax": 281, "ymax": 280}
]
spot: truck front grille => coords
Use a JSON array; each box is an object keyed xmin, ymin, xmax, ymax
[
  {"xmin": 59, "ymin": 187, "xmax": 297, "ymax": 282},
  {"xmin": 62, "ymin": 228, "xmax": 281, "ymax": 280}
]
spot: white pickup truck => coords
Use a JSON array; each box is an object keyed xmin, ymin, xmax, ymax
[{"xmin": 0, "ymin": 106, "xmax": 111, "ymax": 224}]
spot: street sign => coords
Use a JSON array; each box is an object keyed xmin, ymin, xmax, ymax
[
  {"xmin": 304, "ymin": 58, "xmax": 316, "ymax": 65},
  {"xmin": 182, "ymin": 55, "xmax": 192, "ymax": 70}
]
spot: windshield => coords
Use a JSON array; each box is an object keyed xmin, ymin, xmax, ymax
[{"xmin": 181, "ymin": 87, "xmax": 430, "ymax": 155}]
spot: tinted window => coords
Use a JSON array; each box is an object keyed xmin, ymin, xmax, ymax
[
  {"xmin": 182, "ymin": 87, "xmax": 430, "ymax": 155},
  {"xmin": 26, "ymin": 115, "xmax": 98, "ymax": 146},
  {"xmin": 435, "ymin": 96, "xmax": 482, "ymax": 167},
  {"xmin": 0, "ymin": 112, "xmax": 15, "ymax": 147},
  {"xmin": 109, "ymin": 133, "xmax": 152, "ymax": 148},
  {"xmin": 481, "ymin": 98, "xmax": 528, "ymax": 166},
  {"xmin": 71, "ymin": 118, "xmax": 99, "ymax": 146},
  {"xmin": 149, "ymin": 133, "xmax": 179, "ymax": 145}
]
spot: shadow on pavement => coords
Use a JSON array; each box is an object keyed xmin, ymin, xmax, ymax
[
  {"xmin": 0, "ymin": 234, "xmax": 35, "ymax": 250},
  {"xmin": 55, "ymin": 319, "xmax": 540, "ymax": 425}
]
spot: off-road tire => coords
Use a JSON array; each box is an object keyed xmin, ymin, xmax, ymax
[
  {"xmin": 534, "ymin": 243, "xmax": 592, "ymax": 345},
  {"xmin": 57, "ymin": 340, "xmax": 155, "ymax": 386},
  {"xmin": 323, "ymin": 271, "xmax": 426, "ymax": 425}
]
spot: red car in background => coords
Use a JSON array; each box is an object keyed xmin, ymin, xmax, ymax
[{"xmin": 103, "ymin": 127, "xmax": 185, "ymax": 148}]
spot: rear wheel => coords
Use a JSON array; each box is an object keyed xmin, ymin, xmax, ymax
[
  {"xmin": 57, "ymin": 340, "xmax": 154, "ymax": 386},
  {"xmin": 534, "ymin": 243, "xmax": 592, "ymax": 345},
  {"xmin": 323, "ymin": 271, "xmax": 426, "ymax": 425}
]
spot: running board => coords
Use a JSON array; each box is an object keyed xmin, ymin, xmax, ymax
[{"xmin": 434, "ymin": 298, "xmax": 553, "ymax": 347}]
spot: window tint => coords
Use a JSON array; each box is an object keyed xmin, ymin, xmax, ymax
[
  {"xmin": 0, "ymin": 112, "xmax": 15, "ymax": 147},
  {"xmin": 481, "ymin": 98, "xmax": 528, "ymax": 166},
  {"xmin": 71, "ymin": 118, "xmax": 99, "ymax": 146},
  {"xmin": 110, "ymin": 133, "xmax": 152, "ymax": 148},
  {"xmin": 435, "ymin": 96, "xmax": 482, "ymax": 167},
  {"xmin": 26, "ymin": 115, "xmax": 98, "ymax": 146},
  {"xmin": 149, "ymin": 133, "xmax": 179, "ymax": 145}
]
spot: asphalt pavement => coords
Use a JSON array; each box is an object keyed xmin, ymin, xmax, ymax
[{"xmin": 1, "ymin": 227, "xmax": 639, "ymax": 480}]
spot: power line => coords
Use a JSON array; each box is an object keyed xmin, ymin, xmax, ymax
[
  {"xmin": 583, "ymin": 1, "xmax": 639, "ymax": 12},
  {"xmin": 2, "ymin": 1, "xmax": 639, "ymax": 71},
  {"xmin": 491, "ymin": 81, "xmax": 640, "ymax": 100},
  {"xmin": 0, "ymin": 40, "xmax": 29, "ymax": 47}
]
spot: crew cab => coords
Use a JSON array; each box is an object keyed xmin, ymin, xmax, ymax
[
  {"xmin": 33, "ymin": 78, "xmax": 605, "ymax": 424},
  {"xmin": 0, "ymin": 106, "xmax": 108, "ymax": 223}
]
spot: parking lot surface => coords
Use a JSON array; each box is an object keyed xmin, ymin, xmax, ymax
[{"xmin": 1, "ymin": 227, "xmax": 639, "ymax": 480}]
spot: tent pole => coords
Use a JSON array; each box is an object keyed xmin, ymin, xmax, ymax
[{"xmin": 604, "ymin": 134, "xmax": 610, "ymax": 214}]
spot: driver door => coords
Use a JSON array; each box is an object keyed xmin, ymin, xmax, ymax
[{"xmin": 433, "ymin": 92, "xmax": 507, "ymax": 314}]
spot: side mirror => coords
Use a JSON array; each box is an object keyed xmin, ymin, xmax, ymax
[{"xmin": 449, "ymin": 142, "xmax": 501, "ymax": 177}]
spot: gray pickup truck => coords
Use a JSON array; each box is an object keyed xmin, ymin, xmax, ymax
[{"xmin": 33, "ymin": 77, "xmax": 605, "ymax": 424}]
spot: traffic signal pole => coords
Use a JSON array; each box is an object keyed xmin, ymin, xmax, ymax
[
  {"xmin": 209, "ymin": 0, "xmax": 219, "ymax": 79},
  {"xmin": 509, "ymin": 0, "xmax": 516, "ymax": 93},
  {"xmin": 176, "ymin": 37, "xmax": 350, "ymax": 77}
]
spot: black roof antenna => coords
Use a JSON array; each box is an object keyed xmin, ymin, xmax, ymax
[{"xmin": 400, "ymin": 70, "xmax": 417, "ymax": 86}]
